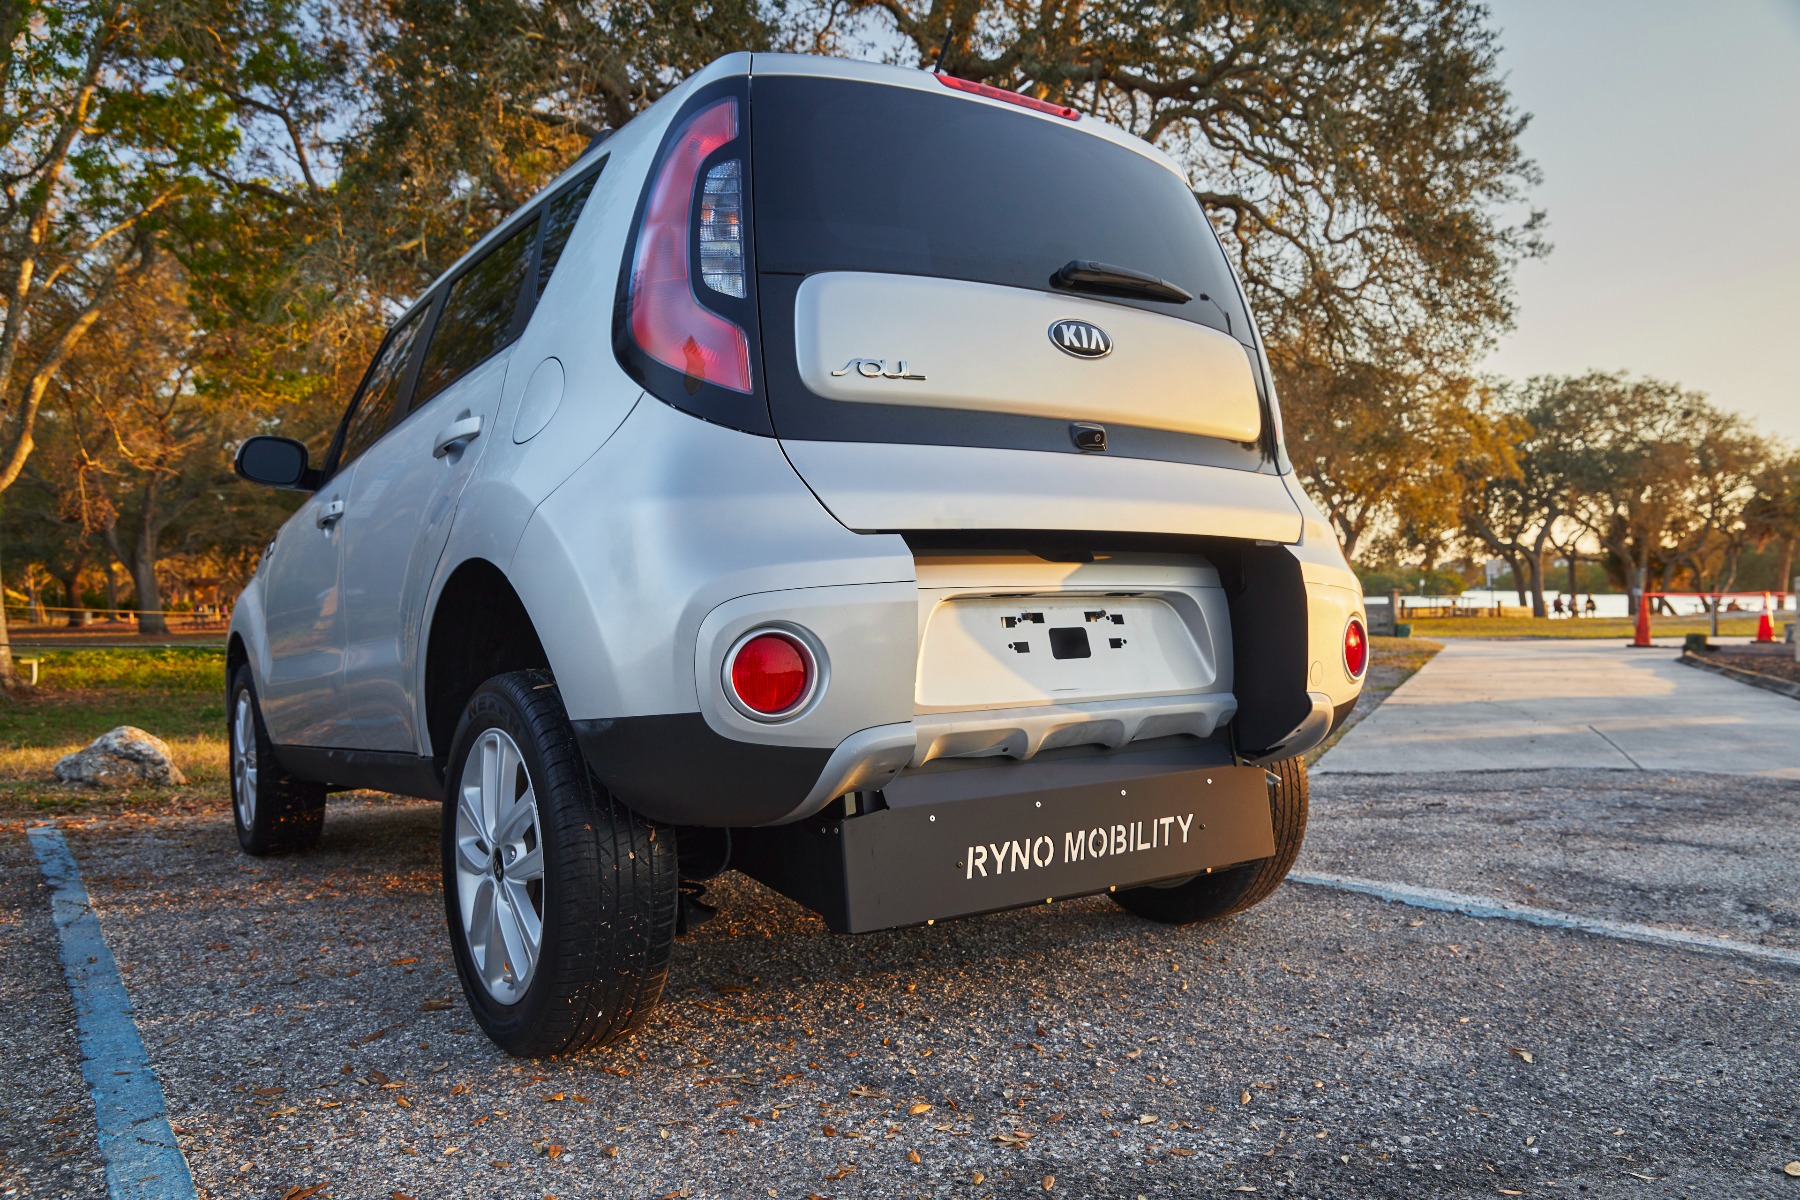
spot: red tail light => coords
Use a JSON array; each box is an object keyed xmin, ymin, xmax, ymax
[
  {"xmin": 937, "ymin": 75, "xmax": 1079, "ymax": 121},
  {"xmin": 727, "ymin": 631, "xmax": 815, "ymax": 718},
  {"xmin": 627, "ymin": 97, "xmax": 752, "ymax": 392},
  {"xmin": 1344, "ymin": 617, "xmax": 1368, "ymax": 679}
]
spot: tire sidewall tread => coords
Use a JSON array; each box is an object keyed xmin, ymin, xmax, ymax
[
  {"xmin": 229, "ymin": 664, "xmax": 326, "ymax": 856},
  {"xmin": 441, "ymin": 670, "xmax": 678, "ymax": 1058},
  {"xmin": 1111, "ymin": 756, "xmax": 1309, "ymax": 925}
]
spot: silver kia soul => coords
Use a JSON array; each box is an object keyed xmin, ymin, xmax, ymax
[{"xmin": 228, "ymin": 53, "xmax": 1367, "ymax": 1056}]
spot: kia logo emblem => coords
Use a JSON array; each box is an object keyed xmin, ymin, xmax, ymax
[{"xmin": 1048, "ymin": 319, "xmax": 1113, "ymax": 359}]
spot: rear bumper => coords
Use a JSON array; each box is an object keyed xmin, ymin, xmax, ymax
[{"xmin": 575, "ymin": 694, "xmax": 1237, "ymax": 828}]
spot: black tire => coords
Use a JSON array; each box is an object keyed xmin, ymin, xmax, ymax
[
  {"xmin": 441, "ymin": 670, "xmax": 678, "ymax": 1057},
  {"xmin": 228, "ymin": 664, "xmax": 326, "ymax": 855},
  {"xmin": 1110, "ymin": 756, "xmax": 1308, "ymax": 924}
]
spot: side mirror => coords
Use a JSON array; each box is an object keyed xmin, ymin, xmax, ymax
[{"xmin": 234, "ymin": 436, "xmax": 319, "ymax": 491}]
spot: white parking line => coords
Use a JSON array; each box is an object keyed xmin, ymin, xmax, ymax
[
  {"xmin": 1288, "ymin": 870, "xmax": 1800, "ymax": 969},
  {"xmin": 27, "ymin": 824, "xmax": 198, "ymax": 1200}
]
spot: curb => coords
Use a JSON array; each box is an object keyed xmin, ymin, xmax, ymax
[{"xmin": 1678, "ymin": 651, "xmax": 1800, "ymax": 702}]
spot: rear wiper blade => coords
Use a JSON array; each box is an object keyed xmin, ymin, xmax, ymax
[{"xmin": 1051, "ymin": 259, "xmax": 1192, "ymax": 304}]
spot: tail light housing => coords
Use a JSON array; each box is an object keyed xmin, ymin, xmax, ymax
[
  {"xmin": 615, "ymin": 81, "xmax": 766, "ymax": 430},
  {"xmin": 625, "ymin": 96, "xmax": 749, "ymax": 391},
  {"xmin": 725, "ymin": 630, "xmax": 819, "ymax": 720},
  {"xmin": 1343, "ymin": 616, "xmax": 1369, "ymax": 680}
]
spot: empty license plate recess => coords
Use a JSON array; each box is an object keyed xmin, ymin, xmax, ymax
[
  {"xmin": 733, "ymin": 763, "xmax": 1275, "ymax": 933},
  {"xmin": 915, "ymin": 595, "xmax": 1216, "ymax": 711}
]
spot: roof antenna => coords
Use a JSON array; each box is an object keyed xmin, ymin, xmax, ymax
[{"xmin": 932, "ymin": 26, "xmax": 954, "ymax": 74}]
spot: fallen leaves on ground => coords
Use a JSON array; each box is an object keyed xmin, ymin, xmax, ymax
[
  {"xmin": 908, "ymin": 1103, "xmax": 932, "ymax": 1115},
  {"xmin": 282, "ymin": 1187, "xmax": 329, "ymax": 1200},
  {"xmin": 1507, "ymin": 1047, "xmax": 1534, "ymax": 1064},
  {"xmin": 906, "ymin": 1149, "xmax": 921, "ymax": 1163}
]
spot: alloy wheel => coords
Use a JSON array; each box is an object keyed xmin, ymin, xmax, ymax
[
  {"xmin": 453, "ymin": 728, "xmax": 546, "ymax": 1004},
  {"xmin": 232, "ymin": 691, "xmax": 258, "ymax": 830}
]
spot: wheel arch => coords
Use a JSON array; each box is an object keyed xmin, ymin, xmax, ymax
[
  {"xmin": 422, "ymin": 558, "xmax": 551, "ymax": 764},
  {"xmin": 225, "ymin": 575, "xmax": 270, "ymax": 701}
]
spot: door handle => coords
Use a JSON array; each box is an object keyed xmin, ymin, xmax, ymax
[
  {"xmin": 433, "ymin": 414, "xmax": 483, "ymax": 458},
  {"xmin": 315, "ymin": 498, "xmax": 344, "ymax": 529}
]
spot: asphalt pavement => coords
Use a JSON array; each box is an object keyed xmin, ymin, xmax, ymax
[{"xmin": 0, "ymin": 767, "xmax": 1792, "ymax": 1200}]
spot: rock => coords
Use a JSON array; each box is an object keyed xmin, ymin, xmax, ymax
[{"xmin": 53, "ymin": 726, "xmax": 187, "ymax": 787}]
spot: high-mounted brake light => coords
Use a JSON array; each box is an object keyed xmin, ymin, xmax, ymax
[
  {"xmin": 936, "ymin": 75, "xmax": 1079, "ymax": 121},
  {"xmin": 726, "ymin": 630, "xmax": 817, "ymax": 719},
  {"xmin": 1343, "ymin": 616, "xmax": 1368, "ymax": 680},
  {"xmin": 627, "ymin": 97, "xmax": 751, "ymax": 391}
]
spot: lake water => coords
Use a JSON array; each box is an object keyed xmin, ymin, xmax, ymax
[{"xmin": 1365, "ymin": 592, "xmax": 1794, "ymax": 618}]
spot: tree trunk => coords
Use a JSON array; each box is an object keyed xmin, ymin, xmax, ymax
[
  {"xmin": 1776, "ymin": 537, "xmax": 1794, "ymax": 608},
  {"xmin": 130, "ymin": 525, "xmax": 167, "ymax": 636},
  {"xmin": 55, "ymin": 566, "xmax": 83, "ymax": 625},
  {"xmin": 1524, "ymin": 551, "xmax": 1547, "ymax": 618},
  {"xmin": 0, "ymin": 548, "xmax": 18, "ymax": 690},
  {"xmin": 103, "ymin": 560, "xmax": 120, "ymax": 619},
  {"xmin": 107, "ymin": 518, "xmax": 168, "ymax": 636}
]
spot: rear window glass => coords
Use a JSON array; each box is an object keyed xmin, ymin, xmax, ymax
[
  {"xmin": 750, "ymin": 77, "xmax": 1250, "ymax": 341},
  {"xmin": 537, "ymin": 170, "xmax": 600, "ymax": 298},
  {"xmin": 412, "ymin": 215, "xmax": 538, "ymax": 410}
]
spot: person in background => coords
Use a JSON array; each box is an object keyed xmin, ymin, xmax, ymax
[
  {"xmin": 1552, "ymin": 596, "xmax": 1565, "ymax": 617},
  {"xmin": 1585, "ymin": 595, "xmax": 1598, "ymax": 617}
]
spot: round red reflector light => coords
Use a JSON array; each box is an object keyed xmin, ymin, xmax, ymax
[
  {"xmin": 728, "ymin": 632, "xmax": 812, "ymax": 716},
  {"xmin": 1344, "ymin": 617, "xmax": 1369, "ymax": 679}
]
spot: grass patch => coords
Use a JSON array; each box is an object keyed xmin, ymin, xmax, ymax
[
  {"xmin": 1407, "ymin": 614, "xmax": 1771, "ymax": 639},
  {"xmin": 1307, "ymin": 635, "xmax": 1442, "ymax": 767},
  {"xmin": 2, "ymin": 646, "xmax": 226, "ymax": 813}
]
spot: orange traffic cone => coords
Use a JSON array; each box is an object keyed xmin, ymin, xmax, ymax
[
  {"xmin": 1632, "ymin": 596, "xmax": 1653, "ymax": 647},
  {"xmin": 1757, "ymin": 596, "xmax": 1775, "ymax": 643}
]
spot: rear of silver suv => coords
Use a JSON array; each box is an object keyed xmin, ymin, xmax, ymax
[{"xmin": 226, "ymin": 52, "xmax": 1366, "ymax": 1056}]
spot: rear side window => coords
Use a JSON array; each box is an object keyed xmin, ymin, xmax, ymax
[
  {"xmin": 412, "ymin": 216, "xmax": 539, "ymax": 410},
  {"xmin": 750, "ymin": 77, "xmax": 1250, "ymax": 341},
  {"xmin": 536, "ymin": 171, "xmax": 601, "ymax": 299},
  {"xmin": 335, "ymin": 307, "xmax": 426, "ymax": 471}
]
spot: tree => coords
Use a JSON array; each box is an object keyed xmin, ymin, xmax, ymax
[
  {"xmin": 1282, "ymin": 360, "xmax": 1514, "ymax": 562},
  {"xmin": 0, "ymin": 1, "xmax": 248, "ymax": 680},
  {"xmin": 1458, "ymin": 378, "xmax": 1594, "ymax": 618},
  {"xmin": 1744, "ymin": 451, "xmax": 1800, "ymax": 599}
]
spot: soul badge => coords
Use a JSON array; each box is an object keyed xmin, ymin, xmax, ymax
[{"xmin": 965, "ymin": 813, "xmax": 1196, "ymax": 880}]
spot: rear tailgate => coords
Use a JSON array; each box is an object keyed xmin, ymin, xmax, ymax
[{"xmin": 748, "ymin": 62, "xmax": 1299, "ymax": 540}]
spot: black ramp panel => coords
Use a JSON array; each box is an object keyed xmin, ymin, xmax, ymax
[{"xmin": 838, "ymin": 765, "xmax": 1274, "ymax": 932}]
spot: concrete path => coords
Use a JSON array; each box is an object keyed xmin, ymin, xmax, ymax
[{"xmin": 1315, "ymin": 639, "xmax": 1800, "ymax": 777}]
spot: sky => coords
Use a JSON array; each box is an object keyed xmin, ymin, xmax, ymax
[{"xmin": 1481, "ymin": 0, "xmax": 1800, "ymax": 441}]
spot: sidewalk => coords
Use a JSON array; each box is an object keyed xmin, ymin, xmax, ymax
[{"xmin": 1315, "ymin": 639, "xmax": 1800, "ymax": 777}]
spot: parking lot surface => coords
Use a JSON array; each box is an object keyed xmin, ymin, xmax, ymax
[{"xmin": 5, "ymin": 763, "xmax": 1797, "ymax": 1199}]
